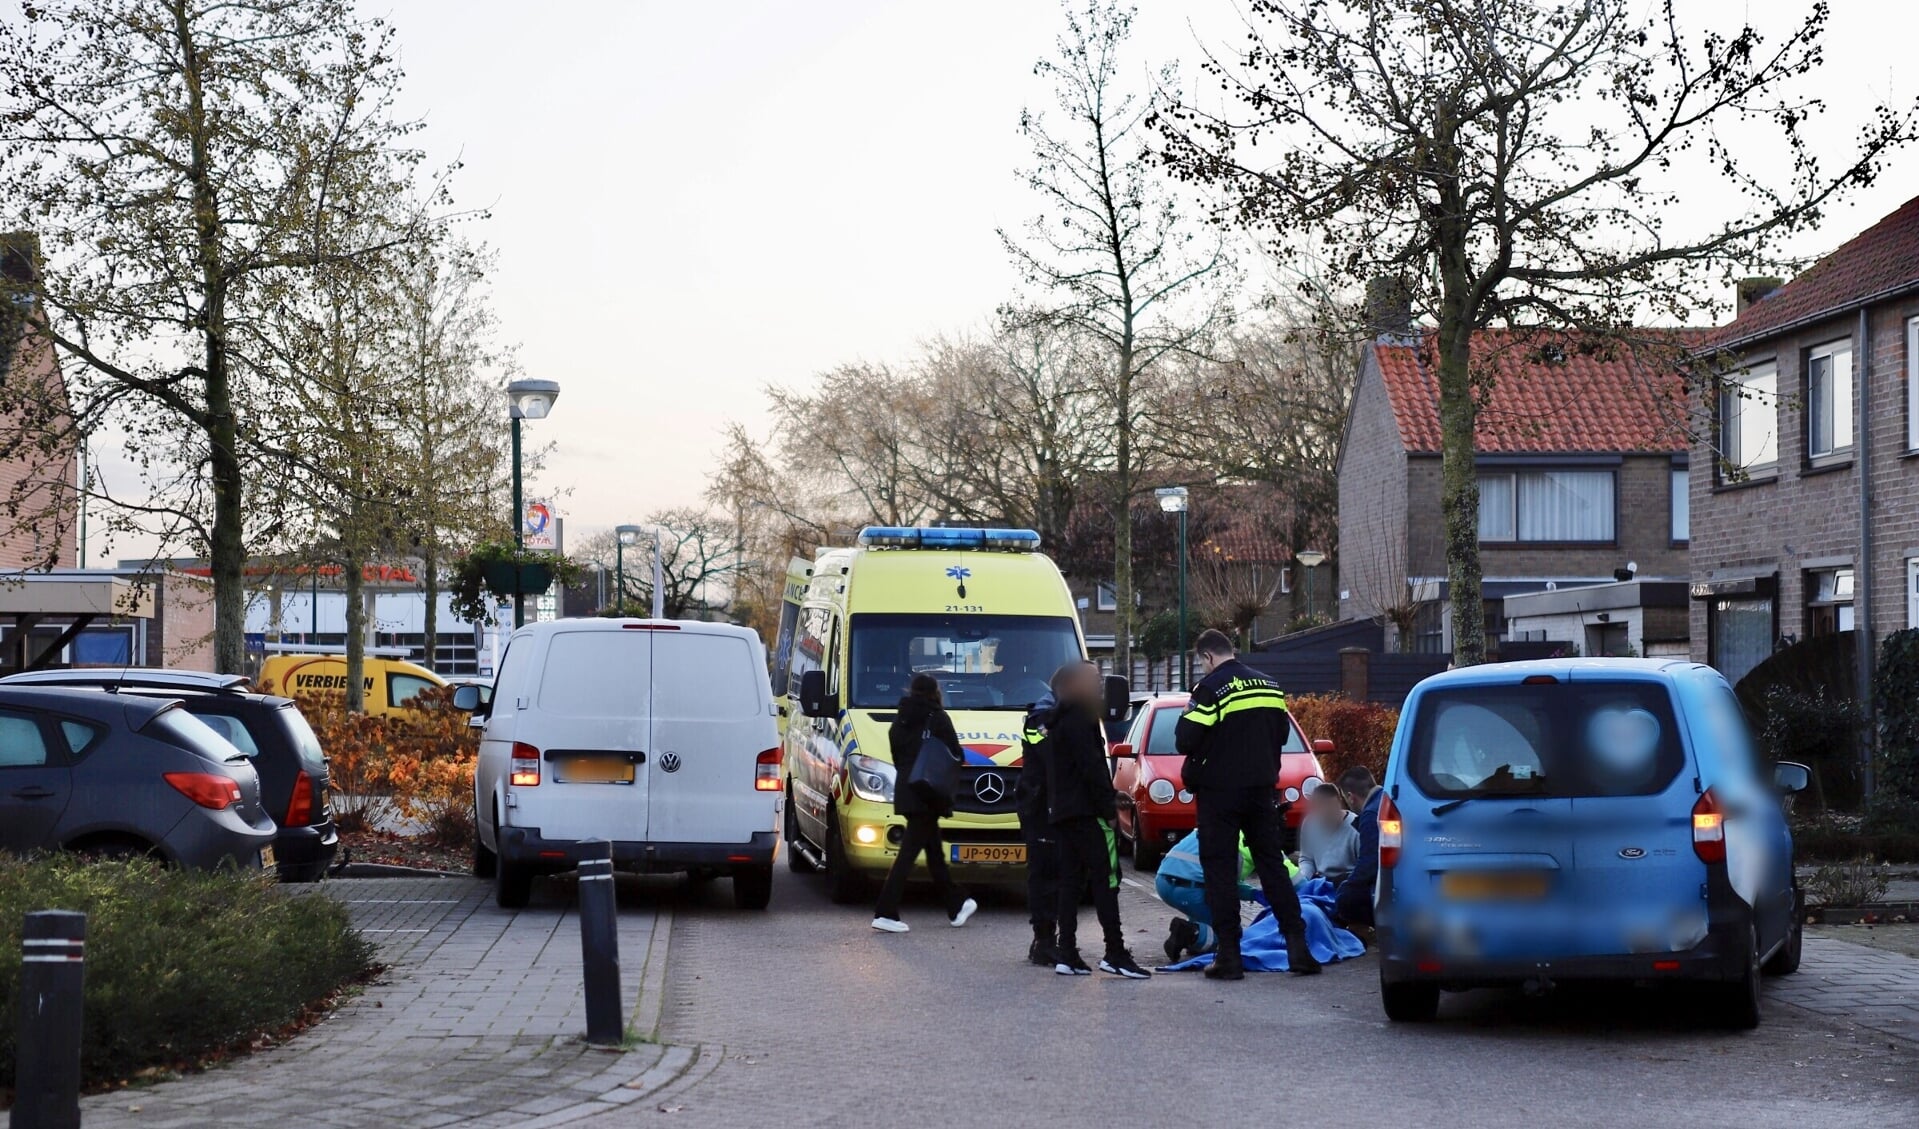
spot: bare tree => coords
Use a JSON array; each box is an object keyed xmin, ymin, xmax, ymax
[
  {"xmin": 1003, "ymin": 0, "xmax": 1231, "ymax": 673},
  {"xmin": 575, "ymin": 510, "xmax": 746, "ymax": 621},
  {"xmin": 1157, "ymin": 0, "xmax": 1915, "ymax": 664}
]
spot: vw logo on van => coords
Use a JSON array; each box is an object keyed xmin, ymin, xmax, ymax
[
  {"xmin": 659, "ymin": 753, "xmax": 682, "ymax": 774},
  {"xmin": 974, "ymin": 771, "xmax": 1007, "ymax": 805}
]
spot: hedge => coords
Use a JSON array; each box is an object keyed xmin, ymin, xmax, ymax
[
  {"xmin": 1288, "ymin": 694, "xmax": 1399, "ymax": 785},
  {"xmin": 0, "ymin": 857, "xmax": 374, "ymax": 1091}
]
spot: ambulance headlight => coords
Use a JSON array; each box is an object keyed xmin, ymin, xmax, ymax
[
  {"xmin": 846, "ymin": 754, "xmax": 896, "ymax": 803},
  {"xmin": 1148, "ymin": 779, "xmax": 1177, "ymax": 805}
]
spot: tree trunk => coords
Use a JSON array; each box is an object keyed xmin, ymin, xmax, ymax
[
  {"xmin": 1111, "ymin": 342, "xmax": 1135, "ymax": 675},
  {"xmin": 1436, "ymin": 302, "xmax": 1485, "ymax": 666},
  {"xmin": 344, "ymin": 546, "xmax": 366, "ymax": 713},
  {"xmin": 421, "ymin": 539, "xmax": 439, "ymax": 673}
]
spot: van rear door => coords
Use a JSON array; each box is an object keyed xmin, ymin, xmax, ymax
[
  {"xmin": 646, "ymin": 628, "xmax": 776, "ymax": 847},
  {"xmin": 522, "ymin": 628, "xmax": 653, "ymax": 844}
]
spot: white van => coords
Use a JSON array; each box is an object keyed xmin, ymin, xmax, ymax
[{"xmin": 462, "ymin": 619, "xmax": 783, "ymax": 910}]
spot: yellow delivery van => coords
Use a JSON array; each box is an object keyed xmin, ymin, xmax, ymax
[
  {"xmin": 776, "ymin": 526, "xmax": 1119, "ymax": 903},
  {"xmin": 258, "ymin": 652, "xmax": 448, "ymax": 718}
]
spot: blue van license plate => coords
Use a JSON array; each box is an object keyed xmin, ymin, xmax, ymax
[{"xmin": 1439, "ymin": 872, "xmax": 1549, "ymax": 900}]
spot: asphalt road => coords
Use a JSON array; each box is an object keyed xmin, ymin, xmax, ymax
[{"xmin": 580, "ymin": 867, "xmax": 1919, "ymax": 1128}]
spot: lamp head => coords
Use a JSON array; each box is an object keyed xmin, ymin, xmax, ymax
[
  {"xmin": 1296, "ymin": 549, "xmax": 1327, "ymax": 569},
  {"xmin": 1154, "ymin": 486, "xmax": 1189, "ymax": 514},
  {"xmin": 506, "ymin": 378, "xmax": 561, "ymax": 420},
  {"xmin": 616, "ymin": 524, "xmax": 643, "ymax": 547}
]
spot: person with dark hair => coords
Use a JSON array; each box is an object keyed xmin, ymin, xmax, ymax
[
  {"xmin": 1174, "ymin": 628, "xmax": 1320, "ymax": 980},
  {"xmin": 1017, "ymin": 688, "xmax": 1062, "ymax": 965},
  {"xmin": 1332, "ymin": 765, "xmax": 1384, "ymax": 931},
  {"xmin": 872, "ymin": 673, "xmax": 978, "ymax": 934},
  {"xmin": 1045, "ymin": 660, "xmax": 1150, "ymax": 979},
  {"xmin": 1294, "ymin": 782, "xmax": 1361, "ymax": 887}
]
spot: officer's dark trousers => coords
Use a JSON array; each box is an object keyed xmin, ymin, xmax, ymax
[
  {"xmin": 874, "ymin": 812, "xmax": 969, "ymax": 921},
  {"xmin": 1021, "ymin": 817, "xmax": 1060, "ymax": 928},
  {"xmin": 1053, "ymin": 816, "xmax": 1123, "ymax": 953},
  {"xmin": 1195, "ymin": 785, "xmax": 1310, "ymax": 954}
]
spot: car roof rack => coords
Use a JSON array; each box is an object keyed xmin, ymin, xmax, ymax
[{"xmin": 0, "ymin": 668, "xmax": 253, "ymax": 695}]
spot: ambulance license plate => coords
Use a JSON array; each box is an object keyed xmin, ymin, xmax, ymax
[
  {"xmin": 951, "ymin": 844, "xmax": 1026, "ymax": 865},
  {"xmin": 557, "ymin": 757, "xmax": 635, "ymax": 784}
]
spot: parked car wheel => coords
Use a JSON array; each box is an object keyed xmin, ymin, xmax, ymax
[
  {"xmin": 70, "ymin": 834, "xmax": 160, "ymax": 863},
  {"xmin": 823, "ymin": 804, "xmax": 866, "ymax": 906},
  {"xmin": 1762, "ymin": 888, "xmax": 1803, "ymax": 976},
  {"xmin": 1132, "ymin": 824, "xmax": 1163, "ymax": 872},
  {"xmin": 1381, "ymin": 970, "xmax": 1441, "ymax": 1023},
  {"xmin": 734, "ymin": 864, "xmax": 774, "ymax": 910},
  {"xmin": 473, "ymin": 832, "xmax": 497, "ymax": 879},
  {"xmin": 495, "ymin": 858, "xmax": 533, "ymax": 909},
  {"xmin": 1714, "ymin": 922, "xmax": 1763, "ymax": 1030}
]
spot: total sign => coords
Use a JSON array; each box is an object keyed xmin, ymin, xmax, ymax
[{"xmin": 523, "ymin": 501, "xmax": 560, "ymax": 551}]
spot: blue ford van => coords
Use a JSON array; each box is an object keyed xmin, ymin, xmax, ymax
[{"xmin": 1375, "ymin": 659, "xmax": 1810, "ymax": 1028}]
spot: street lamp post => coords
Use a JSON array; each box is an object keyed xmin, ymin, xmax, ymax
[
  {"xmin": 507, "ymin": 379, "xmax": 561, "ymax": 629},
  {"xmin": 1296, "ymin": 549, "xmax": 1327, "ymax": 625},
  {"xmin": 651, "ymin": 526, "xmax": 665, "ymax": 620},
  {"xmin": 1156, "ymin": 487, "xmax": 1190, "ymax": 687},
  {"xmin": 615, "ymin": 525, "xmax": 642, "ymax": 616}
]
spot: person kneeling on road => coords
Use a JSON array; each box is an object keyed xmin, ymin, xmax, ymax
[
  {"xmin": 1294, "ymin": 782, "xmax": 1362, "ymax": 888},
  {"xmin": 1175, "ymin": 629, "xmax": 1320, "ymax": 981},
  {"xmin": 1330, "ymin": 766, "xmax": 1384, "ymax": 934},
  {"xmin": 1159, "ymin": 827, "xmax": 1296, "ymax": 962},
  {"xmin": 1046, "ymin": 660, "xmax": 1150, "ymax": 980}
]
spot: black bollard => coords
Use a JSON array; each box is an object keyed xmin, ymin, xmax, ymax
[
  {"xmin": 576, "ymin": 839, "xmax": 623, "ymax": 1046},
  {"xmin": 12, "ymin": 910, "xmax": 86, "ymax": 1129}
]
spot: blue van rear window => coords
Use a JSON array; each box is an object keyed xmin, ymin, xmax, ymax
[{"xmin": 1408, "ymin": 681, "xmax": 1685, "ymax": 799}]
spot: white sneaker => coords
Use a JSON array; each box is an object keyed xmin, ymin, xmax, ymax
[
  {"xmin": 951, "ymin": 898, "xmax": 979, "ymax": 927},
  {"xmin": 871, "ymin": 917, "xmax": 909, "ymax": 933}
]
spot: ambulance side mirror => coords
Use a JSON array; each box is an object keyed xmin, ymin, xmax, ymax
[
  {"xmin": 1102, "ymin": 674, "xmax": 1131, "ymax": 722},
  {"xmin": 798, "ymin": 670, "xmax": 838, "ymax": 718}
]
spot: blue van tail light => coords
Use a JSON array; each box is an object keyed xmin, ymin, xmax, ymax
[
  {"xmin": 1691, "ymin": 790, "xmax": 1725, "ymax": 863},
  {"xmin": 755, "ymin": 747, "xmax": 782, "ymax": 791},
  {"xmin": 1379, "ymin": 793, "xmax": 1402, "ymax": 868}
]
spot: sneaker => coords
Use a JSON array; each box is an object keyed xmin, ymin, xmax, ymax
[
  {"xmin": 1054, "ymin": 948, "xmax": 1093, "ymax": 976},
  {"xmin": 1099, "ymin": 948, "xmax": 1153, "ymax": 979},
  {"xmin": 1164, "ymin": 918, "xmax": 1199, "ymax": 963},
  {"xmin": 871, "ymin": 917, "xmax": 909, "ymax": 934},
  {"xmin": 950, "ymin": 898, "xmax": 978, "ymax": 927}
]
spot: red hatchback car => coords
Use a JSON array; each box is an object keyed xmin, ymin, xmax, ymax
[{"xmin": 1109, "ymin": 692, "xmax": 1331, "ymax": 870}]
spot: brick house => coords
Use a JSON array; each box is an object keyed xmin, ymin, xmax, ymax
[
  {"xmin": 1337, "ymin": 329, "xmax": 1692, "ymax": 654},
  {"xmin": 1689, "ymin": 195, "xmax": 1919, "ymax": 685}
]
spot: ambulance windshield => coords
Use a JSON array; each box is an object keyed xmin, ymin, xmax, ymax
[{"xmin": 848, "ymin": 614, "xmax": 1082, "ymax": 710}]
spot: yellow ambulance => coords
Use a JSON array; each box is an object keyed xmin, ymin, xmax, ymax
[{"xmin": 775, "ymin": 526, "xmax": 1121, "ymax": 902}]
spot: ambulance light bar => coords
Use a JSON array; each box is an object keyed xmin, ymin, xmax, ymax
[{"xmin": 856, "ymin": 527, "xmax": 1043, "ymax": 552}]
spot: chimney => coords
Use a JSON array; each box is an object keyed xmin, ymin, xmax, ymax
[
  {"xmin": 1735, "ymin": 276, "xmax": 1782, "ymax": 317},
  {"xmin": 1364, "ymin": 276, "xmax": 1415, "ymax": 343}
]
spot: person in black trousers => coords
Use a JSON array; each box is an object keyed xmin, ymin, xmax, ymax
[
  {"xmin": 1174, "ymin": 629, "xmax": 1320, "ymax": 980},
  {"xmin": 1046, "ymin": 661, "xmax": 1150, "ymax": 979},
  {"xmin": 872, "ymin": 674, "xmax": 978, "ymax": 933},
  {"xmin": 1018, "ymin": 691, "xmax": 1061, "ymax": 965}
]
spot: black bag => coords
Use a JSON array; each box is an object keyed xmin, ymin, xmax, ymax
[{"xmin": 907, "ymin": 728, "xmax": 960, "ymax": 808}]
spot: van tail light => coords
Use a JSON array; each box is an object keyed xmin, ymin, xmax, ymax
[
  {"xmin": 285, "ymin": 770, "xmax": 314, "ymax": 827},
  {"xmin": 1378, "ymin": 792, "xmax": 1402, "ymax": 869},
  {"xmin": 165, "ymin": 772, "xmax": 243, "ymax": 811},
  {"xmin": 755, "ymin": 747, "xmax": 783, "ymax": 791},
  {"xmin": 1692, "ymin": 789, "xmax": 1725, "ymax": 863},
  {"xmin": 511, "ymin": 742, "xmax": 542, "ymax": 787}
]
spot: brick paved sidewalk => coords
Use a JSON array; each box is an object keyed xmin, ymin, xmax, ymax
[{"xmin": 78, "ymin": 876, "xmax": 698, "ymax": 1129}]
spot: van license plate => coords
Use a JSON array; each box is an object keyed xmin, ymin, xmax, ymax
[
  {"xmin": 1439, "ymin": 871, "xmax": 1549, "ymax": 900},
  {"xmin": 951, "ymin": 844, "xmax": 1025, "ymax": 865},
  {"xmin": 557, "ymin": 757, "xmax": 635, "ymax": 784}
]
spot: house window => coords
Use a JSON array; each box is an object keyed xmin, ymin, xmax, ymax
[
  {"xmin": 1805, "ymin": 567, "xmax": 1855, "ymax": 638},
  {"xmin": 1279, "ymin": 566, "xmax": 1293, "ymax": 596},
  {"xmin": 1806, "ymin": 340, "xmax": 1855, "ymax": 460},
  {"xmin": 1908, "ymin": 319, "xmax": 1919, "ymax": 451},
  {"xmin": 1477, "ymin": 470, "xmax": 1615, "ymax": 543},
  {"xmin": 1670, "ymin": 466, "xmax": 1690, "ymax": 543},
  {"xmin": 1909, "ymin": 558, "xmax": 1919, "ymax": 629},
  {"xmin": 1719, "ymin": 363, "xmax": 1778, "ymax": 476},
  {"xmin": 1710, "ymin": 596, "xmax": 1774, "ymax": 685},
  {"xmin": 1095, "ymin": 583, "xmax": 1117, "ymax": 612}
]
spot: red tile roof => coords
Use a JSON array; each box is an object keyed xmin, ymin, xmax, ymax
[
  {"xmin": 1374, "ymin": 330, "xmax": 1691, "ymax": 454},
  {"xmin": 1711, "ymin": 195, "xmax": 1919, "ymax": 349}
]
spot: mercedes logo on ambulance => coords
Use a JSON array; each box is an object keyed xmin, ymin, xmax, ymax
[{"xmin": 974, "ymin": 770, "xmax": 1007, "ymax": 805}]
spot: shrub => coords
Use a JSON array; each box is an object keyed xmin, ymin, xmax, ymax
[
  {"xmin": 1756, "ymin": 684, "xmax": 1864, "ymax": 812},
  {"xmin": 1876, "ymin": 628, "xmax": 1919, "ymax": 806},
  {"xmin": 1801, "ymin": 858, "xmax": 1893, "ymax": 907},
  {"xmin": 1790, "ymin": 812, "xmax": 1919, "ymax": 864},
  {"xmin": 1288, "ymin": 694, "xmax": 1398, "ymax": 784},
  {"xmin": 0, "ymin": 857, "xmax": 374, "ymax": 1089},
  {"xmin": 280, "ymin": 685, "xmax": 479, "ymax": 839}
]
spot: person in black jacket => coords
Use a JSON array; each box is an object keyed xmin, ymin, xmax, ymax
[
  {"xmin": 872, "ymin": 674, "xmax": 978, "ymax": 933},
  {"xmin": 1174, "ymin": 630, "xmax": 1319, "ymax": 980},
  {"xmin": 1018, "ymin": 692, "xmax": 1061, "ymax": 966},
  {"xmin": 1046, "ymin": 661, "xmax": 1150, "ymax": 979}
]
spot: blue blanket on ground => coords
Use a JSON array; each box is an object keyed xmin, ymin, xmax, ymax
[{"xmin": 1161, "ymin": 878, "xmax": 1365, "ymax": 972}]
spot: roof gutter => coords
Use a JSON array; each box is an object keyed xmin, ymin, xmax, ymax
[{"xmin": 1701, "ymin": 276, "xmax": 1919, "ymax": 354}]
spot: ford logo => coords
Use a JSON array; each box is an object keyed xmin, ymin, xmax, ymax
[{"xmin": 1618, "ymin": 846, "xmax": 1646, "ymax": 859}]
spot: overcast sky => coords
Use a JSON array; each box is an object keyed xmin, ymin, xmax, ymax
[{"xmin": 82, "ymin": 0, "xmax": 1919, "ymax": 561}]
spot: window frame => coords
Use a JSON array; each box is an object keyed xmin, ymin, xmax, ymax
[
  {"xmin": 1717, "ymin": 361, "xmax": 1780, "ymax": 482},
  {"xmin": 1908, "ymin": 318, "xmax": 1919, "ymax": 453},
  {"xmin": 1475, "ymin": 467, "xmax": 1619, "ymax": 546},
  {"xmin": 0, "ymin": 709, "xmax": 57, "ymax": 770},
  {"xmin": 1805, "ymin": 338, "xmax": 1856, "ymax": 463},
  {"xmin": 1669, "ymin": 461, "xmax": 1690, "ymax": 545},
  {"xmin": 1908, "ymin": 557, "xmax": 1919, "ymax": 631}
]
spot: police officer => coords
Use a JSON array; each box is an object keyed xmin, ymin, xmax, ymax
[{"xmin": 1174, "ymin": 629, "xmax": 1320, "ymax": 980}]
